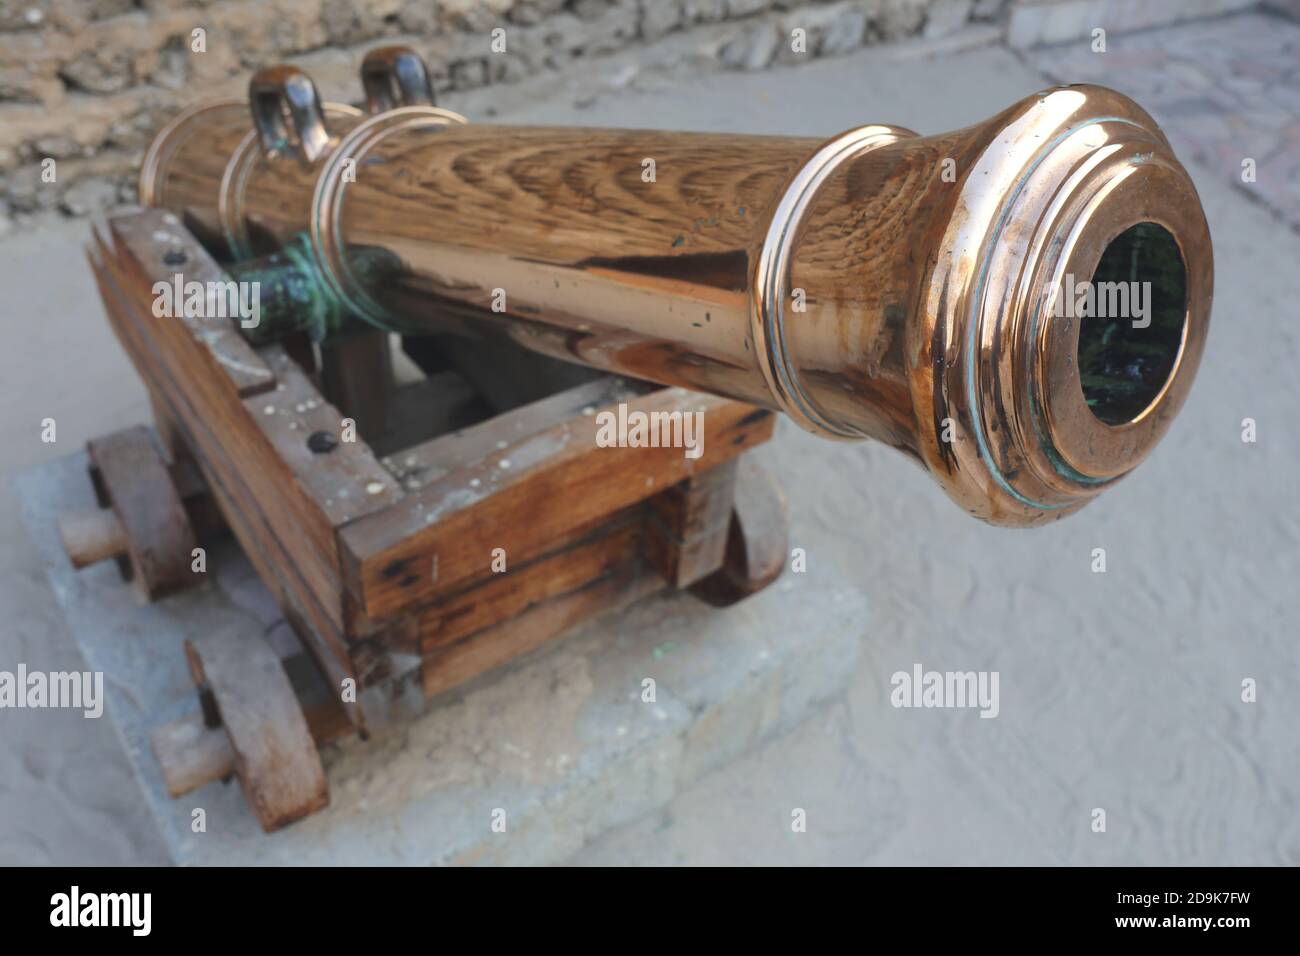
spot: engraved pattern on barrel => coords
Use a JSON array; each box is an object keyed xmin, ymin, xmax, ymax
[{"xmin": 306, "ymin": 85, "xmax": 1210, "ymax": 525}]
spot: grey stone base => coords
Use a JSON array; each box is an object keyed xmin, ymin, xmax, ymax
[{"xmin": 17, "ymin": 451, "xmax": 866, "ymax": 865}]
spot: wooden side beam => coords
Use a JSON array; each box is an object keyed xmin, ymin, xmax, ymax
[
  {"xmin": 86, "ymin": 212, "xmax": 402, "ymax": 729},
  {"xmin": 340, "ymin": 389, "xmax": 774, "ymax": 620}
]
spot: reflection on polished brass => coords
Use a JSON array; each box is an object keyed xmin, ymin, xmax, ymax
[
  {"xmin": 138, "ymin": 47, "xmax": 448, "ymax": 259},
  {"xmin": 140, "ymin": 79, "xmax": 1212, "ymax": 527},
  {"xmin": 360, "ymin": 45, "xmax": 437, "ymax": 112}
]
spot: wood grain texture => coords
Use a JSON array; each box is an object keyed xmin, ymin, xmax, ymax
[
  {"xmin": 340, "ymin": 388, "xmax": 774, "ymax": 620},
  {"xmin": 87, "ymin": 210, "xmax": 399, "ymax": 728},
  {"xmin": 146, "ymin": 101, "xmax": 367, "ymax": 258},
  {"xmin": 323, "ymin": 118, "xmax": 1032, "ymax": 459},
  {"xmin": 643, "ymin": 458, "xmax": 737, "ymax": 588},
  {"xmin": 418, "ymin": 513, "xmax": 643, "ymax": 653},
  {"xmin": 108, "ymin": 213, "xmax": 276, "ymax": 396},
  {"xmin": 380, "ymin": 375, "xmax": 647, "ymax": 488},
  {"xmin": 421, "ymin": 553, "xmax": 662, "ymax": 699},
  {"xmin": 144, "ymin": 103, "xmax": 251, "ymax": 251},
  {"xmin": 86, "ymin": 425, "xmax": 198, "ymax": 600},
  {"xmin": 344, "ymin": 125, "xmax": 818, "ymax": 266},
  {"xmin": 334, "ymin": 126, "xmax": 823, "ymax": 411}
]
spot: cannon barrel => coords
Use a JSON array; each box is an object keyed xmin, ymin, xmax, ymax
[
  {"xmin": 138, "ymin": 50, "xmax": 460, "ymax": 259},
  {"xmin": 141, "ymin": 72, "xmax": 1211, "ymax": 527}
]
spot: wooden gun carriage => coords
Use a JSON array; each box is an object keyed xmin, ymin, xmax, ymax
[{"xmin": 67, "ymin": 208, "xmax": 787, "ymax": 831}]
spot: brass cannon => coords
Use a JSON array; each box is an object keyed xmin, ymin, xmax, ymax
[
  {"xmin": 63, "ymin": 47, "xmax": 1210, "ymax": 830},
  {"xmin": 141, "ymin": 47, "xmax": 1211, "ymax": 527}
]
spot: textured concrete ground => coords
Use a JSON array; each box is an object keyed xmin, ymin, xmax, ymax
[
  {"xmin": 2, "ymin": 12, "xmax": 1297, "ymax": 865},
  {"xmin": 1026, "ymin": 10, "xmax": 1300, "ymax": 232},
  {"xmin": 574, "ymin": 22, "xmax": 1300, "ymax": 866},
  {"xmin": 19, "ymin": 454, "xmax": 868, "ymax": 865}
]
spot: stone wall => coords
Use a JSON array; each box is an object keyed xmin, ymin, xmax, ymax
[{"xmin": 0, "ymin": 0, "xmax": 1007, "ymax": 231}]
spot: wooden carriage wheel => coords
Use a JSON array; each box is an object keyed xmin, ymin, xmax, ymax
[
  {"xmin": 690, "ymin": 458, "xmax": 789, "ymax": 607},
  {"xmin": 57, "ymin": 425, "xmax": 199, "ymax": 601},
  {"xmin": 184, "ymin": 625, "xmax": 330, "ymax": 832}
]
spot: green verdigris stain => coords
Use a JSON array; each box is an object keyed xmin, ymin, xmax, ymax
[{"xmin": 229, "ymin": 233, "xmax": 402, "ymax": 344}]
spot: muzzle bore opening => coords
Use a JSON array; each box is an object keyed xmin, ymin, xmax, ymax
[{"xmin": 1076, "ymin": 221, "xmax": 1188, "ymax": 426}]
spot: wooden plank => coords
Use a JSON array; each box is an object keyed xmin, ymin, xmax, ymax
[
  {"xmin": 91, "ymin": 245, "xmax": 284, "ymax": 610},
  {"xmin": 92, "ymin": 235, "xmax": 342, "ymax": 643},
  {"xmin": 421, "ymin": 556, "xmax": 663, "ymax": 699},
  {"xmin": 148, "ymin": 390, "xmax": 186, "ymax": 465},
  {"xmin": 97, "ymin": 212, "xmax": 399, "ymax": 574},
  {"xmin": 88, "ymin": 222, "xmax": 369, "ymax": 724},
  {"xmin": 98, "ymin": 227, "xmax": 350, "ymax": 609},
  {"xmin": 106, "ymin": 212, "xmax": 403, "ymax": 528},
  {"xmin": 382, "ymin": 374, "xmax": 647, "ymax": 489},
  {"xmin": 107, "ymin": 211, "xmax": 276, "ymax": 396},
  {"xmin": 419, "ymin": 513, "xmax": 642, "ymax": 653},
  {"xmin": 643, "ymin": 458, "xmax": 737, "ymax": 588},
  {"xmin": 248, "ymin": 348, "xmax": 403, "ymax": 528},
  {"xmin": 319, "ymin": 329, "xmax": 395, "ymax": 440},
  {"xmin": 340, "ymin": 388, "xmax": 775, "ymax": 620}
]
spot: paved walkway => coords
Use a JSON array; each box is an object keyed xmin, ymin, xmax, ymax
[{"xmin": 1026, "ymin": 10, "xmax": 1300, "ymax": 232}]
